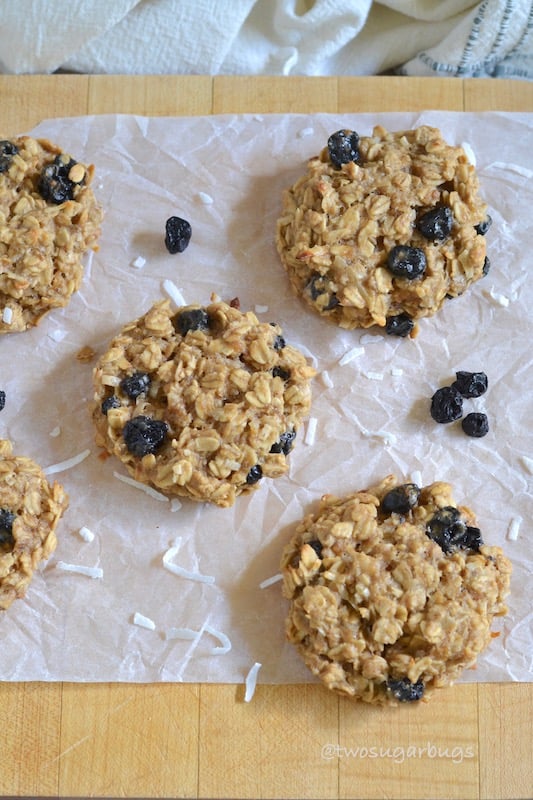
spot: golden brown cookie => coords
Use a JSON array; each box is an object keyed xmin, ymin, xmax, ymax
[
  {"xmin": 91, "ymin": 299, "xmax": 316, "ymax": 507},
  {"xmin": 0, "ymin": 136, "xmax": 103, "ymax": 333},
  {"xmin": 0, "ymin": 439, "xmax": 68, "ymax": 610},
  {"xmin": 281, "ymin": 475, "xmax": 511, "ymax": 705},
  {"xmin": 276, "ymin": 125, "xmax": 490, "ymax": 336}
]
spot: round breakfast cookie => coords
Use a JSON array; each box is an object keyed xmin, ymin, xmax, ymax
[
  {"xmin": 0, "ymin": 439, "xmax": 68, "ymax": 611},
  {"xmin": 91, "ymin": 299, "xmax": 316, "ymax": 507},
  {"xmin": 276, "ymin": 125, "xmax": 490, "ymax": 336},
  {"xmin": 281, "ymin": 475, "xmax": 511, "ymax": 705},
  {"xmin": 0, "ymin": 135, "xmax": 103, "ymax": 333}
]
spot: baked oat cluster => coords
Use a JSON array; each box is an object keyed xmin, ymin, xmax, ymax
[
  {"xmin": 91, "ymin": 299, "xmax": 316, "ymax": 507},
  {"xmin": 281, "ymin": 475, "xmax": 511, "ymax": 705},
  {"xmin": 0, "ymin": 136, "xmax": 103, "ymax": 333},
  {"xmin": 276, "ymin": 125, "xmax": 490, "ymax": 335},
  {"xmin": 0, "ymin": 439, "xmax": 68, "ymax": 610}
]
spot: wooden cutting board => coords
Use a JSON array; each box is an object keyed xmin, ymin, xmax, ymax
[{"xmin": 1, "ymin": 75, "xmax": 532, "ymax": 800}]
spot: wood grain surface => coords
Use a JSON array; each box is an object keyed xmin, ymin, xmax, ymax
[{"xmin": 1, "ymin": 75, "xmax": 532, "ymax": 800}]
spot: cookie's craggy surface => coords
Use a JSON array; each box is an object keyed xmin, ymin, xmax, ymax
[
  {"xmin": 91, "ymin": 299, "xmax": 316, "ymax": 507},
  {"xmin": 281, "ymin": 476, "xmax": 511, "ymax": 705},
  {"xmin": 0, "ymin": 439, "xmax": 68, "ymax": 610},
  {"xmin": 0, "ymin": 136, "xmax": 103, "ymax": 333},
  {"xmin": 276, "ymin": 125, "xmax": 488, "ymax": 332}
]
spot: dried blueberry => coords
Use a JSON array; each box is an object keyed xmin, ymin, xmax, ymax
[
  {"xmin": 327, "ymin": 129, "xmax": 360, "ymax": 169},
  {"xmin": 462, "ymin": 412, "xmax": 489, "ymax": 438},
  {"xmin": 0, "ymin": 390, "xmax": 5, "ymax": 411},
  {"xmin": 0, "ymin": 140, "xmax": 18, "ymax": 173},
  {"xmin": 307, "ymin": 539, "xmax": 323, "ymax": 558},
  {"xmin": 482, "ymin": 256, "xmax": 491, "ymax": 276},
  {"xmin": 270, "ymin": 429, "xmax": 296, "ymax": 455},
  {"xmin": 386, "ymin": 246, "xmax": 426, "ymax": 280},
  {"xmin": 245, "ymin": 464, "xmax": 263, "ymax": 485},
  {"xmin": 165, "ymin": 216, "xmax": 192, "ymax": 253},
  {"xmin": 427, "ymin": 507, "xmax": 469, "ymax": 553},
  {"xmin": 451, "ymin": 371, "xmax": 488, "ymax": 398},
  {"xmin": 430, "ymin": 386, "xmax": 463, "ymax": 423},
  {"xmin": 173, "ymin": 308, "xmax": 210, "ymax": 336},
  {"xmin": 475, "ymin": 215, "xmax": 492, "ymax": 236},
  {"xmin": 273, "ymin": 335, "xmax": 286, "ymax": 351},
  {"xmin": 386, "ymin": 677, "xmax": 425, "ymax": 702},
  {"xmin": 101, "ymin": 395, "xmax": 121, "ymax": 415},
  {"xmin": 272, "ymin": 366, "xmax": 290, "ymax": 381},
  {"xmin": 306, "ymin": 274, "xmax": 339, "ymax": 310},
  {"xmin": 38, "ymin": 154, "xmax": 81, "ymax": 204},
  {"xmin": 385, "ymin": 313, "xmax": 414, "ymax": 337},
  {"xmin": 123, "ymin": 416, "xmax": 168, "ymax": 457},
  {"xmin": 0, "ymin": 509, "xmax": 16, "ymax": 546},
  {"xmin": 416, "ymin": 206, "xmax": 453, "ymax": 241},
  {"xmin": 120, "ymin": 371, "xmax": 151, "ymax": 399},
  {"xmin": 381, "ymin": 484, "xmax": 420, "ymax": 515}
]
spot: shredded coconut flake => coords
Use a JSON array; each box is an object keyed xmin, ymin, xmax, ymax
[
  {"xmin": 49, "ymin": 426, "xmax": 61, "ymax": 438},
  {"xmin": 488, "ymin": 161, "xmax": 533, "ymax": 179},
  {"xmin": 44, "ymin": 448, "xmax": 90, "ymax": 475},
  {"xmin": 391, "ymin": 367, "xmax": 404, "ymax": 377},
  {"xmin": 484, "ymin": 288, "xmax": 510, "ymax": 307},
  {"xmin": 2, "ymin": 307, "xmax": 13, "ymax": 325},
  {"xmin": 113, "ymin": 471, "xmax": 169, "ymax": 502},
  {"xmin": 131, "ymin": 255, "xmax": 146, "ymax": 269},
  {"xmin": 78, "ymin": 525, "xmax": 95, "ymax": 543},
  {"xmin": 48, "ymin": 329, "xmax": 67, "ymax": 342},
  {"xmin": 165, "ymin": 623, "xmax": 231, "ymax": 654},
  {"xmin": 507, "ymin": 517, "xmax": 522, "ymax": 542},
  {"xmin": 244, "ymin": 662, "xmax": 262, "ymax": 702},
  {"xmin": 520, "ymin": 455, "xmax": 533, "ymax": 474},
  {"xmin": 166, "ymin": 626, "xmax": 198, "ymax": 641},
  {"xmin": 411, "ymin": 470, "xmax": 423, "ymax": 487},
  {"xmin": 56, "ymin": 561, "xmax": 103, "ymax": 579},
  {"xmin": 339, "ymin": 346, "xmax": 364, "ymax": 366},
  {"xmin": 133, "ymin": 612, "xmax": 156, "ymax": 630},
  {"xmin": 204, "ymin": 624, "xmax": 232, "ymax": 655},
  {"xmin": 359, "ymin": 333, "xmax": 382, "ymax": 345},
  {"xmin": 162, "ymin": 544, "xmax": 215, "ymax": 584},
  {"xmin": 196, "ymin": 191, "xmax": 213, "ymax": 204},
  {"xmin": 259, "ymin": 573, "xmax": 283, "ymax": 589},
  {"xmin": 254, "ymin": 304, "xmax": 269, "ymax": 314},
  {"xmin": 304, "ymin": 417, "xmax": 318, "ymax": 446},
  {"xmin": 162, "ymin": 279, "xmax": 187, "ymax": 307},
  {"xmin": 363, "ymin": 429, "xmax": 397, "ymax": 446},
  {"xmin": 460, "ymin": 141, "xmax": 476, "ymax": 166},
  {"xmin": 364, "ymin": 370, "xmax": 384, "ymax": 381},
  {"xmin": 320, "ymin": 370, "xmax": 334, "ymax": 389},
  {"xmin": 170, "ymin": 498, "xmax": 182, "ymax": 512},
  {"xmin": 297, "ymin": 127, "xmax": 314, "ymax": 138}
]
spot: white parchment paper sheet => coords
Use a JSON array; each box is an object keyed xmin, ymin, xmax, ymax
[{"xmin": 0, "ymin": 111, "xmax": 531, "ymax": 683}]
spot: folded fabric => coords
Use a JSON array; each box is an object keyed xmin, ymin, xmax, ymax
[{"xmin": 0, "ymin": 0, "xmax": 531, "ymax": 78}]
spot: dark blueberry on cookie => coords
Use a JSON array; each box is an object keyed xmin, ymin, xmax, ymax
[
  {"xmin": 386, "ymin": 246, "xmax": 426, "ymax": 280},
  {"xmin": 386, "ymin": 677, "xmax": 425, "ymax": 702},
  {"xmin": 452, "ymin": 371, "xmax": 488, "ymax": 398},
  {"xmin": 430, "ymin": 386, "xmax": 463, "ymax": 423},
  {"xmin": 385, "ymin": 313, "xmax": 414, "ymax": 337},
  {"xmin": 38, "ymin": 154, "xmax": 82, "ymax": 204},
  {"xmin": 475, "ymin": 215, "xmax": 492, "ymax": 236},
  {"xmin": 273, "ymin": 334, "xmax": 286, "ymax": 351},
  {"xmin": 380, "ymin": 483, "xmax": 420, "ymax": 515},
  {"xmin": 416, "ymin": 206, "xmax": 453, "ymax": 241},
  {"xmin": 272, "ymin": 366, "xmax": 291, "ymax": 381},
  {"xmin": 120, "ymin": 371, "xmax": 151, "ymax": 400},
  {"xmin": 173, "ymin": 308, "xmax": 210, "ymax": 336},
  {"xmin": 270, "ymin": 429, "xmax": 296, "ymax": 455},
  {"xmin": 0, "ymin": 140, "xmax": 18, "ymax": 173},
  {"xmin": 307, "ymin": 539, "xmax": 323, "ymax": 558},
  {"xmin": 0, "ymin": 508, "xmax": 16, "ymax": 546},
  {"xmin": 327, "ymin": 129, "xmax": 360, "ymax": 169},
  {"xmin": 164, "ymin": 216, "xmax": 192, "ymax": 253},
  {"xmin": 101, "ymin": 395, "xmax": 121, "ymax": 415},
  {"xmin": 426, "ymin": 506, "xmax": 474, "ymax": 553},
  {"xmin": 245, "ymin": 464, "xmax": 263, "ymax": 485},
  {"xmin": 123, "ymin": 416, "xmax": 168, "ymax": 457},
  {"xmin": 462, "ymin": 412, "xmax": 489, "ymax": 438},
  {"xmin": 306, "ymin": 274, "xmax": 339, "ymax": 310}
]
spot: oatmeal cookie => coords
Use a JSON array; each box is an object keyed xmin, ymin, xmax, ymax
[
  {"xmin": 0, "ymin": 136, "xmax": 103, "ymax": 333},
  {"xmin": 0, "ymin": 439, "xmax": 68, "ymax": 610},
  {"xmin": 91, "ymin": 299, "xmax": 316, "ymax": 507},
  {"xmin": 276, "ymin": 125, "xmax": 490, "ymax": 335},
  {"xmin": 281, "ymin": 475, "xmax": 511, "ymax": 705}
]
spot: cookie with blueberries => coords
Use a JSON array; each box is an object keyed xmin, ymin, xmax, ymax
[
  {"xmin": 0, "ymin": 439, "xmax": 68, "ymax": 610},
  {"xmin": 0, "ymin": 136, "xmax": 103, "ymax": 333},
  {"xmin": 276, "ymin": 125, "xmax": 491, "ymax": 336},
  {"xmin": 91, "ymin": 298, "xmax": 316, "ymax": 507},
  {"xmin": 280, "ymin": 475, "xmax": 511, "ymax": 705}
]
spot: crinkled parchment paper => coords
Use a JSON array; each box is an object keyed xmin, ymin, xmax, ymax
[{"xmin": 0, "ymin": 111, "xmax": 531, "ymax": 684}]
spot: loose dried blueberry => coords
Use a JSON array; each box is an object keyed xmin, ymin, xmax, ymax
[
  {"xmin": 430, "ymin": 386, "xmax": 463, "ymax": 423},
  {"xmin": 165, "ymin": 216, "xmax": 192, "ymax": 253},
  {"xmin": 386, "ymin": 677, "xmax": 425, "ymax": 702},
  {"xmin": 272, "ymin": 366, "xmax": 290, "ymax": 381},
  {"xmin": 0, "ymin": 508, "xmax": 16, "ymax": 546},
  {"xmin": 173, "ymin": 308, "xmax": 210, "ymax": 336},
  {"xmin": 416, "ymin": 206, "xmax": 453, "ymax": 241},
  {"xmin": 327, "ymin": 129, "xmax": 360, "ymax": 169},
  {"xmin": 0, "ymin": 390, "xmax": 5, "ymax": 411},
  {"xmin": 307, "ymin": 539, "xmax": 323, "ymax": 558},
  {"xmin": 120, "ymin": 371, "xmax": 151, "ymax": 399},
  {"xmin": 123, "ymin": 416, "xmax": 168, "ymax": 457},
  {"xmin": 245, "ymin": 464, "xmax": 263, "ymax": 485},
  {"xmin": 482, "ymin": 256, "xmax": 491, "ymax": 276},
  {"xmin": 270, "ymin": 429, "xmax": 296, "ymax": 455},
  {"xmin": 452, "ymin": 371, "xmax": 488, "ymax": 398},
  {"xmin": 0, "ymin": 140, "xmax": 18, "ymax": 173},
  {"xmin": 385, "ymin": 313, "xmax": 414, "ymax": 337},
  {"xmin": 101, "ymin": 395, "xmax": 121, "ymax": 415},
  {"xmin": 475, "ymin": 215, "xmax": 492, "ymax": 235},
  {"xmin": 386, "ymin": 246, "xmax": 426, "ymax": 280},
  {"xmin": 381, "ymin": 483, "xmax": 420, "ymax": 515},
  {"xmin": 425, "ymin": 506, "xmax": 484, "ymax": 553},
  {"xmin": 462, "ymin": 412, "xmax": 489, "ymax": 438}
]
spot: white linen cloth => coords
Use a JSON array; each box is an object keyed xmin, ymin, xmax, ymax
[{"xmin": 0, "ymin": 0, "xmax": 532, "ymax": 78}]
